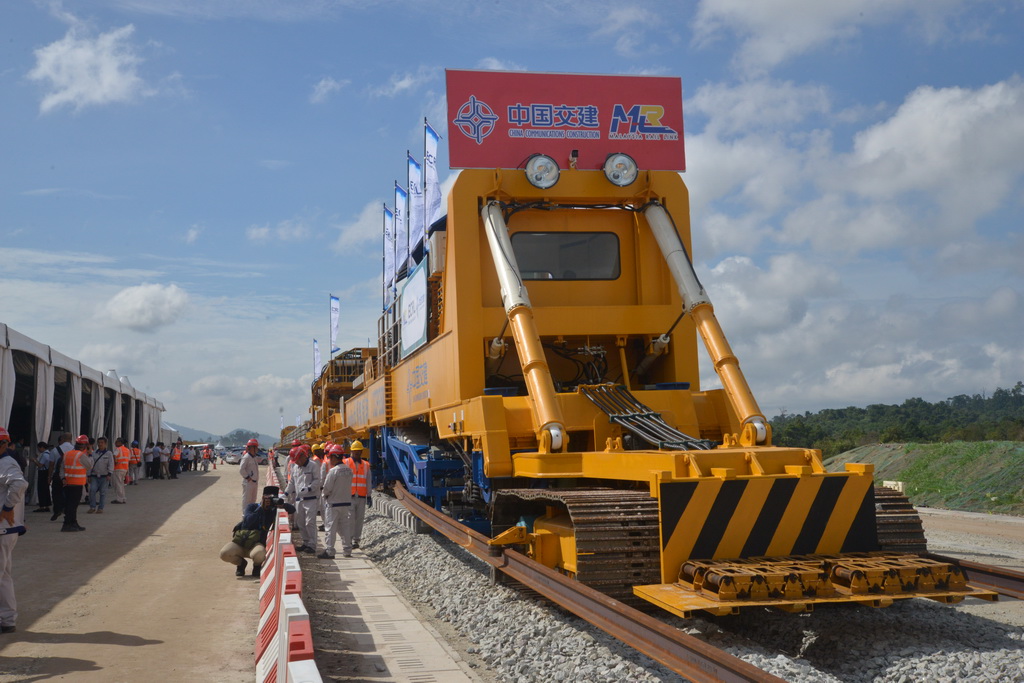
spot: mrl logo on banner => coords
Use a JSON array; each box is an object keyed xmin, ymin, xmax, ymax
[{"xmin": 446, "ymin": 70, "xmax": 685, "ymax": 172}]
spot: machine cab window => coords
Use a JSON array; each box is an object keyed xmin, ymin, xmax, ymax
[{"xmin": 511, "ymin": 232, "xmax": 620, "ymax": 281}]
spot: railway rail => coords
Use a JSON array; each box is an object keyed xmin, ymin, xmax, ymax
[
  {"xmin": 393, "ymin": 484, "xmax": 784, "ymax": 683},
  {"xmin": 925, "ymin": 552, "xmax": 1024, "ymax": 600},
  {"xmin": 390, "ymin": 484, "xmax": 1023, "ymax": 683}
]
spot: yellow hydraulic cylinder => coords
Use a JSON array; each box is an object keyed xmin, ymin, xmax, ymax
[
  {"xmin": 689, "ymin": 304, "xmax": 767, "ymax": 444},
  {"xmin": 481, "ymin": 201, "xmax": 566, "ymax": 451},
  {"xmin": 643, "ymin": 202, "xmax": 768, "ymax": 444}
]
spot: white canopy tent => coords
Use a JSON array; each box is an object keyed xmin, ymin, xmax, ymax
[{"xmin": 0, "ymin": 323, "xmax": 166, "ymax": 446}]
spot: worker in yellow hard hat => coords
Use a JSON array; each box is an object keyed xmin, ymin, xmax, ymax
[{"xmin": 343, "ymin": 440, "xmax": 370, "ymax": 549}]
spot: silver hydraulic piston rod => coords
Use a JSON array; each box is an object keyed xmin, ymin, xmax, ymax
[
  {"xmin": 481, "ymin": 201, "xmax": 566, "ymax": 451},
  {"xmin": 643, "ymin": 201, "xmax": 769, "ymax": 445}
]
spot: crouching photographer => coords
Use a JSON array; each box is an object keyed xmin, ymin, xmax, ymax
[{"xmin": 219, "ymin": 485, "xmax": 294, "ymax": 578}]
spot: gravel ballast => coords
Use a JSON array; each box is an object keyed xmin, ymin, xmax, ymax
[{"xmin": 309, "ymin": 498, "xmax": 1023, "ymax": 682}]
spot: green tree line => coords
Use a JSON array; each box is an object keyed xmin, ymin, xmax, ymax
[{"xmin": 770, "ymin": 381, "xmax": 1024, "ymax": 458}]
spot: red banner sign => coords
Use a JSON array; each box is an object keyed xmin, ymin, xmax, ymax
[{"xmin": 446, "ymin": 69, "xmax": 685, "ymax": 172}]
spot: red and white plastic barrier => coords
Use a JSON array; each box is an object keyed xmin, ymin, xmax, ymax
[{"xmin": 255, "ymin": 465, "xmax": 323, "ymax": 683}]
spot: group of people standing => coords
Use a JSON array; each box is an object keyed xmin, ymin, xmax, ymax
[
  {"xmin": 220, "ymin": 437, "xmax": 371, "ymax": 578},
  {"xmin": 31, "ymin": 433, "xmax": 141, "ymax": 529},
  {"xmin": 141, "ymin": 440, "xmax": 216, "ymax": 480},
  {"xmin": 0, "ymin": 427, "xmax": 149, "ymax": 634}
]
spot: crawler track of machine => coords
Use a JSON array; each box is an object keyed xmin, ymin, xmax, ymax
[
  {"xmin": 493, "ymin": 489, "xmax": 661, "ymax": 605},
  {"xmin": 874, "ymin": 486, "xmax": 929, "ymax": 553}
]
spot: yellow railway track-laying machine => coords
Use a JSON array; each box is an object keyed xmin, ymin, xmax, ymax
[{"xmin": 304, "ymin": 70, "xmax": 996, "ymax": 617}]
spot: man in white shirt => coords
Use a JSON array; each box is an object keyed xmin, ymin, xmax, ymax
[
  {"xmin": 0, "ymin": 426, "xmax": 29, "ymax": 634},
  {"xmin": 285, "ymin": 446, "xmax": 321, "ymax": 554},
  {"xmin": 318, "ymin": 446, "xmax": 353, "ymax": 559},
  {"xmin": 87, "ymin": 437, "xmax": 115, "ymax": 514},
  {"xmin": 238, "ymin": 439, "xmax": 260, "ymax": 514}
]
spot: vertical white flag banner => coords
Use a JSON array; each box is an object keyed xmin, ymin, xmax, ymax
[
  {"xmin": 330, "ymin": 295, "xmax": 340, "ymax": 353},
  {"xmin": 383, "ymin": 205, "xmax": 395, "ymax": 308},
  {"xmin": 395, "ymin": 183, "xmax": 409, "ymax": 272},
  {"xmin": 408, "ymin": 153, "xmax": 424, "ymax": 255},
  {"xmin": 280, "ymin": 415, "xmax": 284, "ymax": 431},
  {"xmin": 313, "ymin": 339, "xmax": 321, "ymax": 378},
  {"xmin": 425, "ymin": 121, "xmax": 443, "ymax": 228}
]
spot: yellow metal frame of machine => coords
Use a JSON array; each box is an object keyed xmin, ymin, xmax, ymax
[{"xmin": 336, "ymin": 167, "xmax": 995, "ymax": 615}]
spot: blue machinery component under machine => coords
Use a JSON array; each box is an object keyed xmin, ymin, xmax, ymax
[{"xmin": 370, "ymin": 427, "xmax": 491, "ymax": 532}]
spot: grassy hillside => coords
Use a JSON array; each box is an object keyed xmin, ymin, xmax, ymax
[{"xmin": 825, "ymin": 441, "xmax": 1024, "ymax": 516}]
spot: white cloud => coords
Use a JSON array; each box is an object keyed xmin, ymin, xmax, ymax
[
  {"xmin": 780, "ymin": 196, "xmax": 915, "ymax": 253},
  {"xmin": 310, "ymin": 76, "xmax": 349, "ymax": 104},
  {"xmin": 78, "ymin": 341, "xmax": 160, "ymax": 376},
  {"xmin": 686, "ymin": 77, "xmax": 1024, "ymax": 257},
  {"xmin": 591, "ymin": 6, "xmax": 658, "ymax": 58},
  {"xmin": 705, "ymin": 253, "xmax": 840, "ymax": 335},
  {"xmin": 246, "ymin": 225, "xmax": 270, "ymax": 242},
  {"xmin": 332, "ymin": 200, "xmax": 385, "ymax": 252},
  {"xmin": 693, "ymin": 0, "xmax": 970, "ymax": 73},
  {"xmin": 20, "ymin": 187, "xmax": 126, "ymax": 200},
  {"xmin": 246, "ymin": 217, "xmax": 312, "ymax": 243},
  {"xmin": 191, "ymin": 373, "xmax": 301, "ymax": 399},
  {"xmin": 690, "ymin": 79, "xmax": 831, "ymax": 136},
  {"xmin": 841, "ymin": 79, "xmax": 1024, "ymax": 230},
  {"xmin": 475, "ymin": 58, "xmax": 527, "ymax": 72},
  {"xmin": 3, "ymin": 247, "xmax": 108, "ymax": 268},
  {"xmin": 185, "ymin": 225, "xmax": 201, "ymax": 244},
  {"xmin": 100, "ymin": 283, "xmax": 189, "ymax": 331},
  {"xmin": 28, "ymin": 23, "xmax": 150, "ymax": 113},
  {"xmin": 369, "ymin": 66, "xmax": 440, "ymax": 98}
]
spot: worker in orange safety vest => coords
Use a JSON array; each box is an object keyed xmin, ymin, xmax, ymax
[
  {"xmin": 111, "ymin": 438, "xmax": 131, "ymax": 504},
  {"xmin": 128, "ymin": 442, "xmax": 142, "ymax": 485},
  {"xmin": 169, "ymin": 440, "xmax": 182, "ymax": 479},
  {"xmin": 61, "ymin": 435, "xmax": 92, "ymax": 532},
  {"xmin": 343, "ymin": 440, "xmax": 371, "ymax": 549}
]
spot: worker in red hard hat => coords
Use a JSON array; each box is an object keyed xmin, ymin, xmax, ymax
[
  {"xmin": 318, "ymin": 444, "xmax": 353, "ymax": 559},
  {"xmin": 0, "ymin": 425, "xmax": 29, "ymax": 633},
  {"xmin": 285, "ymin": 442, "xmax": 321, "ymax": 554},
  {"xmin": 239, "ymin": 439, "xmax": 260, "ymax": 514}
]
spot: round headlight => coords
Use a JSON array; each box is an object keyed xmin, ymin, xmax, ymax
[
  {"xmin": 603, "ymin": 153, "xmax": 638, "ymax": 186},
  {"xmin": 524, "ymin": 154, "xmax": 560, "ymax": 189}
]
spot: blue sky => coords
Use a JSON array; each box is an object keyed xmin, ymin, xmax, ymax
[{"xmin": 2, "ymin": 0, "xmax": 1022, "ymax": 436}]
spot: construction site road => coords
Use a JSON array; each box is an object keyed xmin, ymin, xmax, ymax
[{"xmin": 0, "ymin": 466, "xmax": 257, "ymax": 682}]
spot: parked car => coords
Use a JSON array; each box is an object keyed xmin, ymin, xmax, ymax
[{"xmin": 223, "ymin": 449, "xmax": 268, "ymax": 465}]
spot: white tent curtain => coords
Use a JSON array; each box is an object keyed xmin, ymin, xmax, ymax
[
  {"xmin": 67, "ymin": 371, "xmax": 82, "ymax": 437},
  {"xmin": 137, "ymin": 403, "xmax": 147, "ymax": 446},
  {"xmin": 138, "ymin": 402, "xmax": 148, "ymax": 446},
  {"xmin": 112, "ymin": 395, "xmax": 122, "ymax": 441},
  {"xmin": 150, "ymin": 404, "xmax": 160, "ymax": 445},
  {"xmin": 0, "ymin": 345, "xmax": 13, "ymax": 428},
  {"xmin": 148, "ymin": 403, "xmax": 159, "ymax": 446},
  {"xmin": 90, "ymin": 381, "xmax": 104, "ymax": 439},
  {"xmin": 34, "ymin": 359, "xmax": 54, "ymax": 445},
  {"xmin": 124, "ymin": 398, "xmax": 135, "ymax": 444}
]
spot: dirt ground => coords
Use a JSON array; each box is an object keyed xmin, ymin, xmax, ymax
[
  {"xmin": 919, "ymin": 506, "xmax": 1024, "ymax": 570},
  {"xmin": 0, "ymin": 465, "xmax": 260, "ymax": 682}
]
